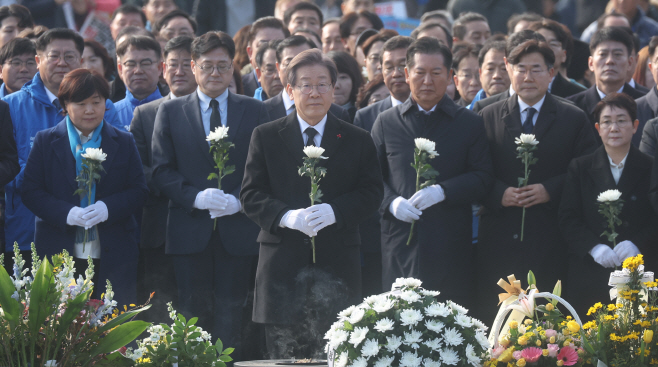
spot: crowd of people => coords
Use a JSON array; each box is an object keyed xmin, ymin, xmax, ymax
[{"xmin": 1, "ymin": 0, "xmax": 658, "ymax": 361}]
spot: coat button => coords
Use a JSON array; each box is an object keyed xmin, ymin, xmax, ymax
[
  {"xmin": 513, "ymin": 234, "xmax": 518, "ymax": 240},
  {"xmin": 631, "ymin": 195, "xmax": 637, "ymax": 201}
]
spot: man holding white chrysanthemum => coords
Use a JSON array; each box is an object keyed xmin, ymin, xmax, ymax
[
  {"xmin": 241, "ymin": 49, "xmax": 383, "ymax": 359},
  {"xmin": 371, "ymin": 37, "xmax": 494, "ymax": 309},
  {"xmin": 559, "ymin": 93, "xmax": 658, "ymax": 315}
]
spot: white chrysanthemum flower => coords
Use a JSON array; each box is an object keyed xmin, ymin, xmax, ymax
[
  {"xmin": 414, "ymin": 138, "xmax": 439, "ymax": 157},
  {"xmin": 597, "ymin": 189, "xmax": 622, "ymax": 202},
  {"xmin": 447, "ymin": 300, "xmax": 468, "ymax": 314},
  {"xmin": 349, "ymin": 326, "xmax": 369, "ymax": 347},
  {"xmin": 455, "ymin": 314, "xmax": 473, "ymax": 328},
  {"xmin": 81, "ymin": 147, "xmax": 107, "ymax": 162},
  {"xmin": 400, "ymin": 309, "xmax": 423, "ymax": 326},
  {"xmin": 420, "ymin": 289, "xmax": 440, "ymax": 297},
  {"xmin": 361, "ymin": 338, "xmax": 380, "ymax": 358},
  {"xmin": 330, "ymin": 319, "xmax": 346, "ymax": 331},
  {"xmin": 425, "ymin": 319, "xmax": 445, "ymax": 333},
  {"xmin": 471, "ymin": 318, "xmax": 488, "ymax": 332},
  {"xmin": 374, "ymin": 356, "xmax": 395, "ymax": 367},
  {"xmin": 374, "ymin": 317, "xmax": 395, "ymax": 332},
  {"xmin": 339, "ymin": 305, "xmax": 357, "ymax": 321},
  {"xmin": 303, "ymin": 145, "xmax": 328, "ymax": 159},
  {"xmin": 44, "ymin": 361, "xmax": 58, "ymax": 367},
  {"xmin": 385, "ymin": 334, "xmax": 403, "ymax": 352},
  {"xmin": 349, "ymin": 307, "xmax": 366, "ymax": 324},
  {"xmin": 363, "ymin": 294, "xmax": 384, "ymax": 306},
  {"xmin": 335, "ymin": 352, "xmax": 349, "ymax": 367},
  {"xmin": 399, "ymin": 351, "xmax": 423, "ymax": 367},
  {"xmin": 349, "ymin": 356, "xmax": 368, "ymax": 367},
  {"xmin": 329, "ymin": 329, "xmax": 349, "ymax": 350},
  {"xmin": 443, "ymin": 327, "xmax": 464, "ymax": 346},
  {"xmin": 475, "ymin": 331, "xmax": 490, "ymax": 349},
  {"xmin": 424, "ymin": 303, "xmax": 451, "ymax": 317},
  {"xmin": 423, "ymin": 358, "xmax": 442, "ymax": 367},
  {"xmin": 400, "ymin": 290, "xmax": 422, "ymax": 303},
  {"xmin": 423, "ymin": 337, "xmax": 442, "ymax": 350},
  {"xmin": 393, "ymin": 277, "xmax": 423, "ymax": 289},
  {"xmin": 206, "ymin": 126, "xmax": 230, "ymax": 142},
  {"xmin": 372, "ymin": 298, "xmax": 395, "ymax": 313},
  {"xmin": 465, "ymin": 344, "xmax": 480, "ymax": 366},
  {"xmin": 440, "ymin": 347, "xmax": 460, "ymax": 365},
  {"xmin": 403, "ymin": 329, "xmax": 423, "ymax": 349},
  {"xmin": 514, "ymin": 133, "xmax": 538, "ymax": 146}
]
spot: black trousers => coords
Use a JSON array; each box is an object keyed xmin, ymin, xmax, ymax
[{"xmin": 173, "ymin": 230, "xmax": 255, "ymax": 362}]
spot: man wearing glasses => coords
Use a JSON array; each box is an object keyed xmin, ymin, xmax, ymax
[
  {"xmin": 253, "ymin": 40, "xmax": 283, "ymax": 101},
  {"xmin": 241, "ymin": 48, "xmax": 383, "ymax": 358},
  {"xmin": 0, "ymin": 37, "xmax": 37, "ymax": 98},
  {"xmin": 152, "ymin": 31, "xmax": 269, "ymax": 362},
  {"xmin": 2, "ymin": 28, "xmax": 121, "ymax": 268},
  {"xmin": 115, "ymin": 35, "xmax": 163, "ymax": 131}
]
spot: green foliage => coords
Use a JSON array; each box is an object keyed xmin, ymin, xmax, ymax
[
  {"xmin": 598, "ymin": 199, "xmax": 625, "ymax": 245},
  {"xmin": 407, "ymin": 146, "xmax": 439, "ymax": 245}
]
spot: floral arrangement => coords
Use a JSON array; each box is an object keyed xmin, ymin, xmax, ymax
[
  {"xmin": 325, "ymin": 277, "xmax": 490, "ymax": 367},
  {"xmin": 582, "ymin": 255, "xmax": 658, "ymax": 366},
  {"xmin": 407, "ymin": 138, "xmax": 439, "ymax": 245},
  {"xmin": 124, "ymin": 302, "xmax": 233, "ymax": 366},
  {"xmin": 0, "ymin": 244, "xmax": 150, "ymax": 367},
  {"xmin": 298, "ymin": 145, "xmax": 328, "ymax": 263},
  {"xmin": 206, "ymin": 126, "xmax": 235, "ymax": 230},
  {"xmin": 485, "ymin": 272, "xmax": 592, "ymax": 367},
  {"xmin": 597, "ymin": 189, "xmax": 624, "ymax": 251},
  {"xmin": 514, "ymin": 133, "xmax": 538, "ymax": 242}
]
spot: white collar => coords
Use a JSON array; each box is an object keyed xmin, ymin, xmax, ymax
[
  {"xmin": 282, "ymin": 90, "xmax": 295, "ymax": 111},
  {"xmin": 608, "ymin": 152, "xmax": 629, "ymax": 168},
  {"xmin": 629, "ymin": 78, "xmax": 636, "ymax": 88},
  {"xmin": 297, "ymin": 112, "xmax": 328, "ymax": 141},
  {"xmin": 596, "ymin": 84, "xmax": 625, "ymax": 100},
  {"xmin": 169, "ymin": 92, "xmax": 178, "ymax": 100},
  {"xmin": 45, "ymin": 86, "xmax": 58, "ymax": 104},
  {"xmin": 197, "ymin": 87, "xmax": 229, "ymax": 111},
  {"xmin": 391, "ymin": 96, "xmax": 404, "ymax": 107},
  {"xmin": 548, "ymin": 76, "xmax": 556, "ymax": 93},
  {"xmin": 518, "ymin": 94, "xmax": 546, "ymax": 114},
  {"xmin": 73, "ymin": 125, "xmax": 93, "ymax": 142},
  {"xmin": 509, "ymin": 84, "xmax": 516, "ymax": 96},
  {"xmin": 417, "ymin": 103, "xmax": 437, "ymax": 114}
]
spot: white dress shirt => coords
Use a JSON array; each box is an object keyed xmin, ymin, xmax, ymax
[
  {"xmin": 391, "ymin": 96, "xmax": 404, "ymax": 107},
  {"xmin": 298, "ymin": 113, "xmax": 327, "ymax": 147},
  {"xmin": 282, "ymin": 91, "xmax": 295, "ymax": 116},
  {"xmin": 417, "ymin": 103, "xmax": 437, "ymax": 114},
  {"xmin": 518, "ymin": 95, "xmax": 546, "ymax": 127},
  {"xmin": 197, "ymin": 87, "xmax": 228, "ymax": 140},
  {"xmin": 596, "ymin": 84, "xmax": 625, "ymax": 100},
  {"xmin": 608, "ymin": 153, "xmax": 628, "ymax": 185}
]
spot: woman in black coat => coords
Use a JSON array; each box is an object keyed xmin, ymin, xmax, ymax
[{"xmin": 559, "ymin": 93, "xmax": 658, "ymax": 316}]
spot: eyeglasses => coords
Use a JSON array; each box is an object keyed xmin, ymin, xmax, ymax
[
  {"xmin": 122, "ymin": 59, "xmax": 156, "ymax": 70},
  {"xmin": 196, "ymin": 61, "xmax": 233, "ymax": 75},
  {"xmin": 512, "ymin": 66, "xmax": 547, "ymax": 77},
  {"xmin": 599, "ymin": 120, "xmax": 633, "ymax": 129},
  {"xmin": 46, "ymin": 53, "xmax": 78, "ymax": 64},
  {"xmin": 383, "ymin": 64, "xmax": 405, "ymax": 75},
  {"xmin": 295, "ymin": 83, "xmax": 332, "ymax": 94},
  {"xmin": 6, "ymin": 59, "xmax": 36, "ymax": 68}
]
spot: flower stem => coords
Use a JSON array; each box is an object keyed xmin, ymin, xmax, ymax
[
  {"xmin": 520, "ymin": 152, "xmax": 529, "ymax": 242},
  {"xmin": 214, "ymin": 168, "xmax": 221, "ymax": 231},
  {"xmin": 406, "ymin": 161, "xmax": 421, "ymax": 246},
  {"xmin": 310, "ymin": 179, "xmax": 316, "ymax": 264}
]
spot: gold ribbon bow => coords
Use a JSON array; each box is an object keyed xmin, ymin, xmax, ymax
[{"xmin": 497, "ymin": 275, "xmax": 525, "ymax": 305}]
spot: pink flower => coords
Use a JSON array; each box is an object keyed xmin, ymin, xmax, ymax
[
  {"xmin": 492, "ymin": 345, "xmax": 505, "ymax": 358},
  {"xmin": 521, "ymin": 347, "xmax": 543, "ymax": 363},
  {"xmin": 545, "ymin": 329, "xmax": 557, "ymax": 338},
  {"xmin": 557, "ymin": 346, "xmax": 579, "ymax": 366},
  {"xmin": 547, "ymin": 344, "xmax": 559, "ymax": 357},
  {"xmin": 513, "ymin": 351, "xmax": 523, "ymax": 360}
]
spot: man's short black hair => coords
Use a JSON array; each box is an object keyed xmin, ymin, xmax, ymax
[
  {"xmin": 283, "ymin": 2, "xmax": 323, "ymax": 29},
  {"xmin": 407, "ymin": 37, "xmax": 452, "ymax": 70},
  {"xmin": 411, "ymin": 22, "xmax": 453, "ymax": 50},
  {"xmin": 116, "ymin": 35, "xmax": 162, "ymax": 58},
  {"xmin": 507, "ymin": 39, "xmax": 555, "ymax": 69},
  {"xmin": 506, "ymin": 12, "xmax": 541, "ymax": 35},
  {"xmin": 0, "ymin": 4, "xmax": 33, "ymax": 29},
  {"xmin": 528, "ymin": 19, "xmax": 575, "ymax": 67},
  {"xmin": 381, "ymin": 35, "xmax": 413, "ymax": 65},
  {"xmin": 590, "ymin": 26, "xmax": 634, "ymax": 56},
  {"xmin": 35, "ymin": 28, "xmax": 84, "ymax": 55},
  {"xmin": 163, "ymin": 35, "xmax": 193, "ymax": 59},
  {"xmin": 618, "ymin": 27, "xmax": 640, "ymax": 54},
  {"xmin": 111, "ymin": 4, "xmax": 146, "ymax": 26},
  {"xmin": 275, "ymin": 35, "xmax": 316, "ymax": 63},
  {"xmin": 191, "ymin": 31, "xmax": 235, "ymax": 61},
  {"xmin": 115, "ymin": 26, "xmax": 155, "ymax": 45},
  {"xmin": 249, "ymin": 16, "xmax": 288, "ymax": 45},
  {"xmin": 649, "ymin": 36, "xmax": 658, "ymax": 59},
  {"xmin": 452, "ymin": 43, "xmax": 481, "ymax": 71},
  {"xmin": 286, "ymin": 48, "xmax": 337, "ymax": 88},
  {"xmin": 478, "ymin": 40, "xmax": 506, "ymax": 67},
  {"xmin": 153, "ymin": 9, "xmax": 197, "ymax": 35},
  {"xmin": 339, "ymin": 10, "xmax": 384, "ymax": 39},
  {"xmin": 506, "ymin": 30, "xmax": 546, "ymax": 56},
  {"xmin": 420, "ymin": 10, "xmax": 453, "ymax": 27},
  {"xmin": 255, "ymin": 39, "xmax": 281, "ymax": 68},
  {"xmin": 293, "ymin": 28, "xmax": 322, "ymax": 46},
  {"xmin": 0, "ymin": 37, "xmax": 35, "ymax": 65},
  {"xmin": 452, "ymin": 12, "xmax": 487, "ymax": 40}
]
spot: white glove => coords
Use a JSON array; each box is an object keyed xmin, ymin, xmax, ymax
[
  {"xmin": 389, "ymin": 196, "xmax": 422, "ymax": 223},
  {"xmin": 67, "ymin": 206, "xmax": 91, "ymax": 227},
  {"xmin": 209, "ymin": 194, "xmax": 241, "ymax": 218},
  {"xmin": 279, "ymin": 208, "xmax": 316, "ymax": 237},
  {"xmin": 193, "ymin": 188, "xmax": 227, "ymax": 210},
  {"xmin": 81, "ymin": 201, "xmax": 108, "ymax": 229},
  {"xmin": 590, "ymin": 244, "xmax": 622, "ymax": 268},
  {"xmin": 614, "ymin": 240, "xmax": 641, "ymax": 261},
  {"xmin": 409, "ymin": 184, "xmax": 445, "ymax": 210},
  {"xmin": 305, "ymin": 203, "xmax": 336, "ymax": 233}
]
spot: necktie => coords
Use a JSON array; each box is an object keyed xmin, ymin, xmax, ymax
[
  {"xmin": 305, "ymin": 127, "xmax": 318, "ymax": 147},
  {"xmin": 210, "ymin": 99, "xmax": 221, "ymax": 132},
  {"xmin": 53, "ymin": 98, "xmax": 63, "ymax": 116},
  {"xmin": 522, "ymin": 107, "xmax": 536, "ymax": 134}
]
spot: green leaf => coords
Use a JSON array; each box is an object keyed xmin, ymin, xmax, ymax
[
  {"xmin": 28, "ymin": 258, "xmax": 55, "ymax": 336},
  {"xmin": 94, "ymin": 304, "xmax": 152, "ymax": 334},
  {"xmin": 89, "ymin": 320, "xmax": 151, "ymax": 356},
  {"xmin": 223, "ymin": 347, "xmax": 235, "ymax": 355},
  {"xmin": 219, "ymin": 355, "xmax": 233, "ymax": 362},
  {"xmin": 57, "ymin": 289, "xmax": 92, "ymax": 336},
  {"xmin": 0, "ymin": 264, "xmax": 21, "ymax": 328},
  {"xmin": 216, "ymin": 338, "xmax": 224, "ymax": 353},
  {"xmin": 208, "ymin": 173, "xmax": 218, "ymax": 180}
]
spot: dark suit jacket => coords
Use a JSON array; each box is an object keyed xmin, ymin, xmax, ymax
[
  {"xmin": 241, "ymin": 71, "xmax": 259, "ymax": 100},
  {"xmin": 152, "ymin": 91, "xmax": 269, "ymax": 256},
  {"xmin": 550, "ymin": 72, "xmax": 586, "ymax": 98},
  {"xmin": 372, "ymin": 96, "xmax": 494, "ymax": 307},
  {"xmin": 264, "ymin": 91, "xmax": 352, "ymax": 123},
  {"xmin": 0, "ymin": 100, "xmax": 18, "ymax": 187},
  {"xmin": 634, "ymin": 82, "xmax": 650, "ymax": 95},
  {"xmin": 353, "ymin": 96, "xmax": 393, "ymax": 132},
  {"xmin": 240, "ymin": 112, "xmax": 383, "ymax": 324},
  {"xmin": 21, "ymin": 120, "xmax": 148, "ymax": 305},
  {"xmin": 559, "ymin": 145, "xmax": 657, "ymax": 315},
  {"xmin": 473, "ymin": 90, "xmax": 510, "ymax": 113},
  {"xmin": 130, "ymin": 94, "xmax": 169, "ymax": 249},
  {"xmin": 475, "ymin": 93, "xmax": 597, "ymax": 324},
  {"xmin": 636, "ymin": 86, "xmax": 658, "ymax": 147},
  {"xmin": 641, "ymin": 116, "xmax": 658, "ymax": 157}
]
